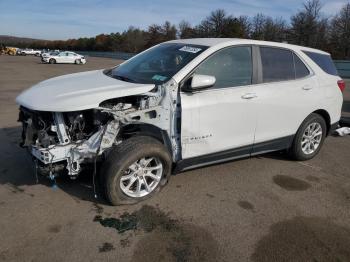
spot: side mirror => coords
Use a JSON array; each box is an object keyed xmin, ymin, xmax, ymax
[{"xmin": 190, "ymin": 74, "xmax": 216, "ymax": 90}]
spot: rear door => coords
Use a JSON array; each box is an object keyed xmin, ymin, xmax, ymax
[{"xmin": 250, "ymin": 46, "xmax": 319, "ymax": 152}]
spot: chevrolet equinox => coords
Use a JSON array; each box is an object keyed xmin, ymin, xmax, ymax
[{"xmin": 16, "ymin": 38, "xmax": 344, "ymax": 205}]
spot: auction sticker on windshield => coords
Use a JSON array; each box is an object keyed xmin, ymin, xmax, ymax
[
  {"xmin": 179, "ymin": 46, "xmax": 202, "ymax": 53},
  {"xmin": 152, "ymin": 75, "xmax": 168, "ymax": 81}
]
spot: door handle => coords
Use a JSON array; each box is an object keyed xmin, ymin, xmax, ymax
[
  {"xmin": 302, "ymin": 85, "xmax": 313, "ymax": 90},
  {"xmin": 241, "ymin": 93, "xmax": 257, "ymax": 99}
]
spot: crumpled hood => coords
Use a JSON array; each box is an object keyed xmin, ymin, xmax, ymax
[{"xmin": 16, "ymin": 70, "xmax": 155, "ymax": 112}]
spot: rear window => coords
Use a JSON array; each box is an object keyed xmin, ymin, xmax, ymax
[{"xmin": 303, "ymin": 51, "xmax": 338, "ymax": 76}]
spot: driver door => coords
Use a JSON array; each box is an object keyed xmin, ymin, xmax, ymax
[{"xmin": 180, "ymin": 46, "xmax": 257, "ymax": 159}]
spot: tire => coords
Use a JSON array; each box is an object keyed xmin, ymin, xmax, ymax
[
  {"xmin": 100, "ymin": 136, "xmax": 172, "ymax": 205},
  {"xmin": 289, "ymin": 113, "xmax": 327, "ymax": 161},
  {"xmin": 75, "ymin": 59, "xmax": 81, "ymax": 64},
  {"xmin": 49, "ymin": 59, "xmax": 56, "ymax": 64}
]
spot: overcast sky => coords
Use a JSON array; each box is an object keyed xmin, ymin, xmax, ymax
[{"xmin": 0, "ymin": 0, "xmax": 348, "ymax": 40}]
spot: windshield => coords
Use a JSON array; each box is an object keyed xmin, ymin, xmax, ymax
[{"xmin": 107, "ymin": 43, "xmax": 208, "ymax": 84}]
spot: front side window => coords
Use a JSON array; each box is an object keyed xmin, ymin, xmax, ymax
[
  {"xmin": 260, "ymin": 47, "xmax": 295, "ymax": 82},
  {"xmin": 108, "ymin": 43, "xmax": 208, "ymax": 84},
  {"xmin": 194, "ymin": 46, "xmax": 252, "ymax": 88}
]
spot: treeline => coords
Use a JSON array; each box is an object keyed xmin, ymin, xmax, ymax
[{"xmin": 6, "ymin": 0, "xmax": 350, "ymax": 59}]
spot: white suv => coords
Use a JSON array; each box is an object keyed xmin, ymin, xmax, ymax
[{"xmin": 16, "ymin": 39, "xmax": 344, "ymax": 205}]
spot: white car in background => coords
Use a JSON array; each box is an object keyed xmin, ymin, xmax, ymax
[
  {"xmin": 41, "ymin": 51, "xmax": 60, "ymax": 61},
  {"xmin": 42, "ymin": 51, "xmax": 86, "ymax": 64},
  {"xmin": 18, "ymin": 49, "xmax": 41, "ymax": 56},
  {"xmin": 41, "ymin": 49, "xmax": 60, "ymax": 58}
]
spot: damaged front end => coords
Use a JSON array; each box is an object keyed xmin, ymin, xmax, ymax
[{"xmin": 18, "ymin": 79, "xmax": 180, "ymax": 179}]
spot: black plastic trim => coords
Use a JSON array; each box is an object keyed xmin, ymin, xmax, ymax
[
  {"xmin": 174, "ymin": 144, "xmax": 252, "ymax": 172},
  {"xmin": 174, "ymin": 135, "xmax": 294, "ymax": 173},
  {"xmin": 251, "ymin": 135, "xmax": 293, "ymax": 154},
  {"xmin": 329, "ymin": 122, "xmax": 339, "ymax": 135},
  {"xmin": 252, "ymin": 45, "xmax": 260, "ymax": 85}
]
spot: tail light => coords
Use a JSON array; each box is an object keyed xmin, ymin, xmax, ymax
[{"xmin": 337, "ymin": 80, "xmax": 346, "ymax": 92}]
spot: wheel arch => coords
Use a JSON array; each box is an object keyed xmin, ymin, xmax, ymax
[
  {"xmin": 312, "ymin": 109, "xmax": 331, "ymax": 135},
  {"xmin": 119, "ymin": 123, "xmax": 173, "ymax": 157}
]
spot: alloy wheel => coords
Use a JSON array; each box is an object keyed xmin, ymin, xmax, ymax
[
  {"xmin": 119, "ymin": 157, "xmax": 163, "ymax": 198},
  {"xmin": 301, "ymin": 122, "xmax": 322, "ymax": 155}
]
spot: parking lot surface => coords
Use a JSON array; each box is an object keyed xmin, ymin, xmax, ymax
[{"xmin": 0, "ymin": 55, "xmax": 349, "ymax": 262}]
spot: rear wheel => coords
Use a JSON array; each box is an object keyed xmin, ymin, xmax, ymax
[
  {"xmin": 101, "ymin": 136, "xmax": 172, "ymax": 205},
  {"xmin": 49, "ymin": 58, "xmax": 56, "ymax": 64},
  {"xmin": 289, "ymin": 113, "xmax": 327, "ymax": 161}
]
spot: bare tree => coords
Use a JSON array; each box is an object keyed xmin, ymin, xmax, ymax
[
  {"xmin": 250, "ymin": 14, "xmax": 287, "ymax": 42},
  {"xmin": 208, "ymin": 9, "xmax": 227, "ymax": 36},
  {"xmin": 197, "ymin": 9, "xmax": 228, "ymax": 37},
  {"xmin": 263, "ymin": 17, "xmax": 288, "ymax": 42},
  {"xmin": 121, "ymin": 26, "xmax": 146, "ymax": 53},
  {"xmin": 178, "ymin": 20, "xmax": 196, "ymax": 39},
  {"xmin": 251, "ymin": 13, "xmax": 267, "ymax": 40},
  {"xmin": 330, "ymin": 3, "xmax": 350, "ymax": 59},
  {"xmin": 238, "ymin": 16, "xmax": 252, "ymax": 38},
  {"xmin": 289, "ymin": 0, "xmax": 329, "ymax": 49},
  {"xmin": 145, "ymin": 21, "xmax": 177, "ymax": 48}
]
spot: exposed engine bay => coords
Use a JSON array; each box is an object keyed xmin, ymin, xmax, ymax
[{"xmin": 18, "ymin": 79, "xmax": 181, "ymax": 178}]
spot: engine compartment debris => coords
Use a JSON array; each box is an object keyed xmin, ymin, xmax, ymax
[{"xmin": 18, "ymin": 79, "xmax": 181, "ymax": 179}]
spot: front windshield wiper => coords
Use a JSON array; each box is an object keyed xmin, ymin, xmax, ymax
[{"xmin": 112, "ymin": 74, "xmax": 137, "ymax": 83}]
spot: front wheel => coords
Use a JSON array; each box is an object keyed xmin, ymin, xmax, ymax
[
  {"xmin": 101, "ymin": 136, "xmax": 172, "ymax": 205},
  {"xmin": 289, "ymin": 113, "xmax": 327, "ymax": 161},
  {"xmin": 49, "ymin": 58, "xmax": 56, "ymax": 64},
  {"xmin": 75, "ymin": 59, "xmax": 81, "ymax": 64}
]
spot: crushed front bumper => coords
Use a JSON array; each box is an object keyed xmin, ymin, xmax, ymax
[{"xmin": 31, "ymin": 144, "xmax": 74, "ymax": 164}]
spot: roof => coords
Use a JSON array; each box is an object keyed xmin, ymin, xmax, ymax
[
  {"xmin": 168, "ymin": 38, "xmax": 238, "ymax": 46},
  {"xmin": 167, "ymin": 38, "xmax": 329, "ymax": 55}
]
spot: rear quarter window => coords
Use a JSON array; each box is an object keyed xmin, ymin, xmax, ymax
[
  {"xmin": 293, "ymin": 54, "xmax": 310, "ymax": 78},
  {"xmin": 303, "ymin": 51, "xmax": 338, "ymax": 76}
]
